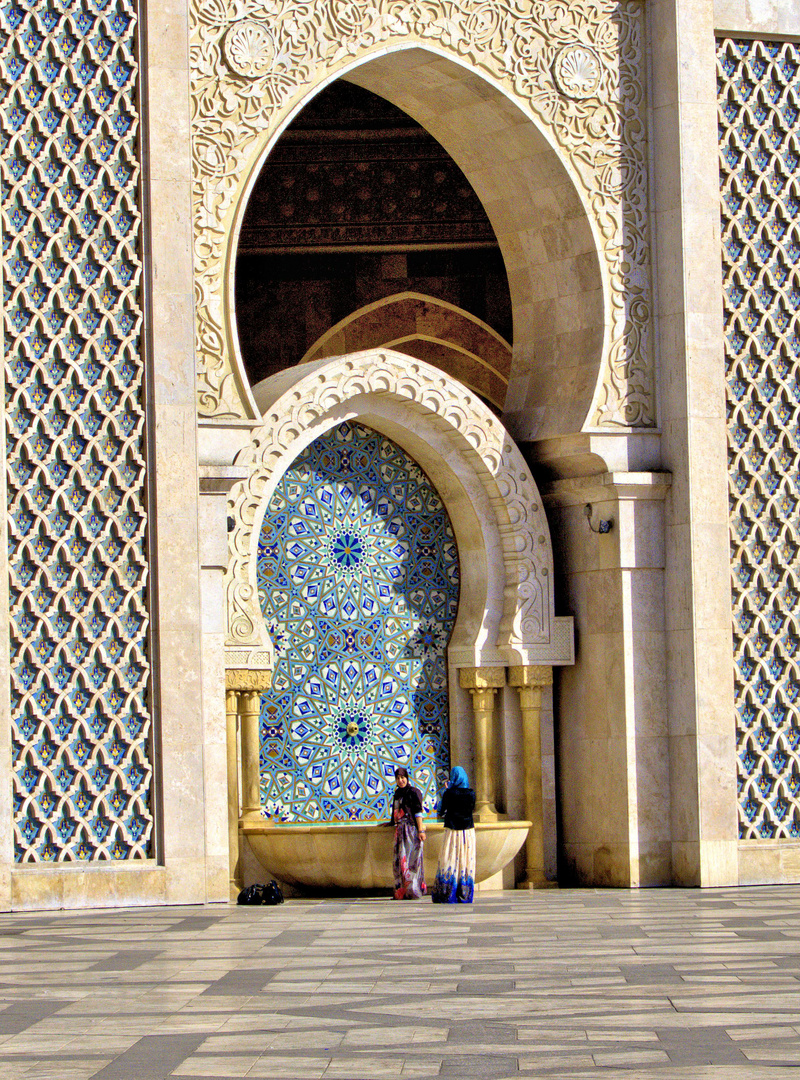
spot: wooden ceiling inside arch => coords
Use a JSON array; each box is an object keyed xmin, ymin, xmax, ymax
[{"xmin": 237, "ymin": 80, "xmax": 499, "ymax": 252}]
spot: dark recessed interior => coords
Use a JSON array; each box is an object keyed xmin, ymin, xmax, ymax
[{"xmin": 235, "ymin": 81, "xmax": 512, "ymax": 387}]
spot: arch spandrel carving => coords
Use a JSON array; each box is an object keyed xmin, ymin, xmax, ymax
[
  {"xmin": 225, "ymin": 350, "xmax": 573, "ymax": 670},
  {"xmin": 191, "ymin": 0, "xmax": 654, "ymax": 431}
]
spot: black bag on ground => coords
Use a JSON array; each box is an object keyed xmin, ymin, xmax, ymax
[{"xmin": 237, "ymin": 881, "xmax": 284, "ymax": 906}]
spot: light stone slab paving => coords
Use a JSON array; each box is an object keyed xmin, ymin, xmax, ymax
[{"xmin": 2, "ymin": 888, "xmax": 800, "ymax": 1077}]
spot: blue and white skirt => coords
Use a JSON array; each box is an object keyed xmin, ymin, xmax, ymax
[{"xmin": 431, "ymin": 827, "xmax": 475, "ymax": 904}]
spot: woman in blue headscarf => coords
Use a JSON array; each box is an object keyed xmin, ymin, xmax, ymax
[{"xmin": 431, "ymin": 766, "xmax": 476, "ymax": 903}]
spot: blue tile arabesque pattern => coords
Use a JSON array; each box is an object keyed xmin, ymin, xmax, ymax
[
  {"xmin": 718, "ymin": 38, "xmax": 800, "ymax": 839},
  {"xmin": 1, "ymin": 0, "xmax": 153, "ymax": 861},
  {"xmin": 257, "ymin": 421, "xmax": 460, "ymax": 822}
]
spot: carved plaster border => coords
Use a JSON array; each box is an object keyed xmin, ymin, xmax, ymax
[
  {"xmin": 190, "ymin": 0, "xmax": 654, "ymax": 429},
  {"xmin": 225, "ymin": 350, "xmax": 572, "ymax": 669}
]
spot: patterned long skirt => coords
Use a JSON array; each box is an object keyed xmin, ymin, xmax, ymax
[
  {"xmin": 431, "ymin": 827, "xmax": 475, "ymax": 904},
  {"xmin": 393, "ymin": 817, "xmax": 426, "ymax": 899}
]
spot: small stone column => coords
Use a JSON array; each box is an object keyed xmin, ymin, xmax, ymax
[
  {"xmin": 459, "ymin": 667, "xmax": 506, "ymax": 821},
  {"xmin": 224, "ymin": 687, "xmax": 241, "ymax": 898},
  {"xmin": 239, "ymin": 689, "xmax": 263, "ymax": 824},
  {"xmin": 225, "ymin": 669, "xmax": 272, "ymax": 898},
  {"xmin": 509, "ymin": 665, "xmax": 554, "ymax": 888}
]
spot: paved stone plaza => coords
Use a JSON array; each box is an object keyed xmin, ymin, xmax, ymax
[{"xmin": 2, "ymin": 887, "xmax": 800, "ymax": 1078}]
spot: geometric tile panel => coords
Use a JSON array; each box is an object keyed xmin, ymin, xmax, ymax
[
  {"xmin": 718, "ymin": 38, "xmax": 800, "ymax": 839},
  {"xmin": 1, "ymin": 0, "xmax": 153, "ymax": 860},
  {"xmin": 257, "ymin": 421, "xmax": 459, "ymax": 823}
]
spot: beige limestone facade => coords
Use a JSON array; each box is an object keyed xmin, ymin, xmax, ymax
[{"xmin": 2, "ymin": 0, "xmax": 800, "ymax": 908}]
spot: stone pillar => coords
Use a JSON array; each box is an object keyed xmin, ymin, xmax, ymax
[
  {"xmin": 459, "ymin": 667, "xmax": 506, "ymax": 821},
  {"xmin": 224, "ymin": 688, "xmax": 240, "ymax": 898},
  {"xmin": 198, "ymin": 460, "xmax": 252, "ymax": 904},
  {"xmin": 239, "ymin": 689, "xmax": 263, "ymax": 824},
  {"xmin": 649, "ymin": 0, "xmax": 738, "ymax": 887},
  {"xmin": 225, "ymin": 669, "xmax": 272, "ymax": 896},
  {"xmin": 509, "ymin": 665, "xmax": 554, "ymax": 888},
  {"xmin": 542, "ymin": 469, "xmax": 673, "ymax": 887}
]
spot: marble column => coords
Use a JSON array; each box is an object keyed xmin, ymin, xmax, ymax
[
  {"xmin": 224, "ymin": 687, "xmax": 240, "ymax": 899},
  {"xmin": 459, "ymin": 667, "xmax": 506, "ymax": 821},
  {"xmin": 225, "ymin": 669, "xmax": 272, "ymax": 895},
  {"xmin": 509, "ymin": 665, "xmax": 554, "ymax": 888},
  {"xmin": 239, "ymin": 689, "xmax": 263, "ymax": 824}
]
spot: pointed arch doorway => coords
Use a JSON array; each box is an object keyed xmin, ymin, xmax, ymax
[
  {"xmin": 224, "ymin": 55, "xmax": 607, "ymax": 437},
  {"xmin": 219, "ymin": 43, "xmax": 596, "ymax": 894}
]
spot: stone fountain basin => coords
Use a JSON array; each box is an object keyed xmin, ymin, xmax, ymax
[{"xmin": 241, "ymin": 819, "xmax": 531, "ymax": 890}]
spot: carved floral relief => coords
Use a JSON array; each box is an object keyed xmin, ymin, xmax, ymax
[{"xmin": 190, "ymin": 0, "xmax": 653, "ymax": 428}]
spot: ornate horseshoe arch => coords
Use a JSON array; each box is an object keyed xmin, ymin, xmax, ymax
[
  {"xmin": 224, "ymin": 350, "xmax": 574, "ymax": 672},
  {"xmin": 190, "ymin": 0, "xmax": 654, "ymax": 431}
]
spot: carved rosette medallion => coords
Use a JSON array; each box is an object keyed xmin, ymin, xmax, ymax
[
  {"xmin": 190, "ymin": 0, "xmax": 654, "ymax": 428},
  {"xmin": 223, "ymin": 19, "xmax": 276, "ymax": 77},
  {"xmin": 553, "ymin": 45, "xmax": 602, "ymax": 99}
]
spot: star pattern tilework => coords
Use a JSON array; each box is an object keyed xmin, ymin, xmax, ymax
[{"xmin": 257, "ymin": 421, "xmax": 460, "ymax": 822}]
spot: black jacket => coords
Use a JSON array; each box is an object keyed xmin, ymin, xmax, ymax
[{"xmin": 438, "ymin": 786, "xmax": 475, "ymax": 830}]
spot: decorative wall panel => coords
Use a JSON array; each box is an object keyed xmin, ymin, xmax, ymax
[
  {"xmin": 257, "ymin": 421, "xmax": 459, "ymax": 822},
  {"xmin": 718, "ymin": 38, "xmax": 800, "ymax": 840},
  {"xmin": 1, "ymin": 0, "xmax": 153, "ymax": 860}
]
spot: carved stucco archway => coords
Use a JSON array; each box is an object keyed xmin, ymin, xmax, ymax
[
  {"xmin": 224, "ymin": 350, "xmax": 574, "ymax": 673},
  {"xmin": 191, "ymin": 1, "xmax": 653, "ymax": 435}
]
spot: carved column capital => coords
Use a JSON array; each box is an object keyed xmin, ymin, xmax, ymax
[
  {"xmin": 225, "ymin": 668, "xmax": 273, "ymax": 693},
  {"xmin": 459, "ymin": 666, "xmax": 506, "ymax": 691},
  {"xmin": 508, "ymin": 665, "xmax": 553, "ymax": 689}
]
